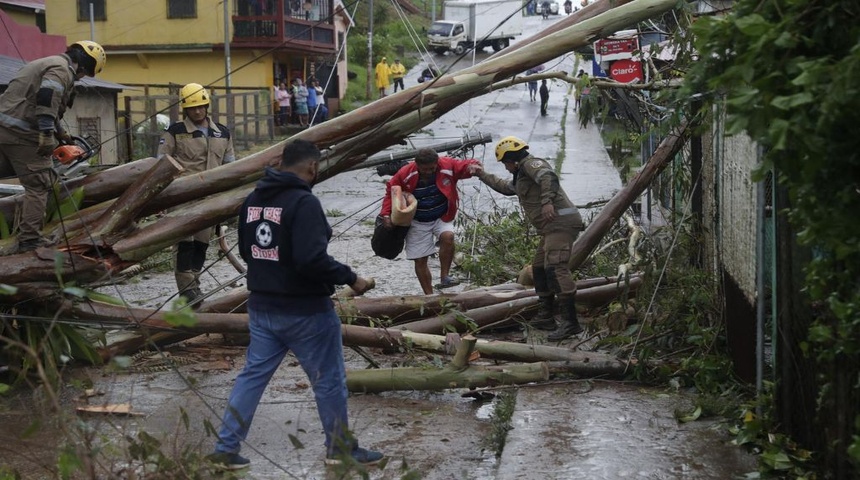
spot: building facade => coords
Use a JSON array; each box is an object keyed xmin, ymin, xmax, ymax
[{"xmin": 45, "ymin": 0, "xmax": 352, "ymax": 108}]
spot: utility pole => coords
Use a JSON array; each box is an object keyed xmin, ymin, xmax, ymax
[
  {"xmin": 224, "ymin": 0, "xmax": 232, "ymax": 93},
  {"xmin": 366, "ymin": 0, "xmax": 374, "ymax": 100},
  {"xmin": 89, "ymin": 3, "xmax": 95, "ymax": 40}
]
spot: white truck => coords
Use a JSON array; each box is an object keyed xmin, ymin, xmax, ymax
[{"xmin": 427, "ymin": 0, "xmax": 524, "ymax": 55}]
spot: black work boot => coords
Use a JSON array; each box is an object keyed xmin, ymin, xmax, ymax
[
  {"xmin": 529, "ymin": 266, "xmax": 557, "ymax": 330},
  {"xmin": 530, "ymin": 296, "xmax": 557, "ymax": 330},
  {"xmin": 547, "ymin": 295, "xmax": 583, "ymax": 341}
]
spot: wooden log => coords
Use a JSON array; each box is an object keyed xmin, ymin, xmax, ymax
[
  {"xmin": 69, "ymin": 155, "xmax": 184, "ymax": 245},
  {"xmin": 0, "ymin": 157, "xmax": 160, "ymax": 227},
  {"xmin": 398, "ymin": 277, "xmax": 643, "ymax": 334},
  {"xmin": 346, "ymin": 362, "xmax": 549, "ymax": 393},
  {"xmin": 339, "ymin": 325, "xmax": 626, "ymax": 377}
]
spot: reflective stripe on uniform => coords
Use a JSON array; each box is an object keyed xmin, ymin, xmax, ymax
[
  {"xmin": 0, "ymin": 112, "xmax": 33, "ymax": 131},
  {"xmin": 40, "ymin": 78, "xmax": 65, "ymax": 93},
  {"xmin": 557, "ymin": 207, "xmax": 577, "ymax": 216}
]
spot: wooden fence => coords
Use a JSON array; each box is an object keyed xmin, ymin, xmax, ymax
[{"xmin": 118, "ymin": 84, "xmax": 274, "ymax": 162}]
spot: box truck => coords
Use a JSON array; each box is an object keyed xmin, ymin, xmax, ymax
[{"xmin": 427, "ymin": 0, "xmax": 524, "ymax": 55}]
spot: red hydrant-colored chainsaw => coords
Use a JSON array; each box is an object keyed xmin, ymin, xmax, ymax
[{"xmin": 52, "ymin": 135, "xmax": 99, "ymax": 178}]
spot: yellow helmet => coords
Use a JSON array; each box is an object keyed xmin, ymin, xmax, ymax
[
  {"xmin": 180, "ymin": 83, "xmax": 210, "ymax": 108},
  {"xmin": 495, "ymin": 136, "xmax": 528, "ymax": 162},
  {"xmin": 73, "ymin": 40, "xmax": 106, "ymax": 75}
]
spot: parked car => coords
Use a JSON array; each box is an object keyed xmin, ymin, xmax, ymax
[{"xmin": 535, "ymin": 0, "xmax": 559, "ymax": 15}]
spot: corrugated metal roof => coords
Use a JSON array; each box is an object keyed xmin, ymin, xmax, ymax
[
  {"xmin": 0, "ymin": 0, "xmax": 45, "ymax": 10},
  {"xmin": 0, "ymin": 54, "xmax": 127, "ymax": 90}
]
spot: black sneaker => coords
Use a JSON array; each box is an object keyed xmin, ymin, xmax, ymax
[
  {"xmin": 436, "ymin": 276, "xmax": 461, "ymax": 289},
  {"xmin": 325, "ymin": 446, "xmax": 384, "ymax": 466},
  {"xmin": 207, "ymin": 451, "xmax": 250, "ymax": 470}
]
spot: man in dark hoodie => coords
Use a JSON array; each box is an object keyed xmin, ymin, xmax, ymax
[{"xmin": 210, "ymin": 140, "xmax": 383, "ymax": 470}]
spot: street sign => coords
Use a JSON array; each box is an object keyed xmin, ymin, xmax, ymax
[{"xmin": 594, "ymin": 36, "xmax": 639, "ymax": 62}]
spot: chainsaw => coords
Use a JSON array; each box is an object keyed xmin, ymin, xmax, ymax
[{"xmin": 52, "ymin": 135, "xmax": 99, "ymax": 178}]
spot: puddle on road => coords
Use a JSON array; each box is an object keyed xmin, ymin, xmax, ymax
[{"xmin": 498, "ymin": 382, "xmax": 757, "ymax": 480}]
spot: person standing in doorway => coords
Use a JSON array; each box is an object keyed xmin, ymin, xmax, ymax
[
  {"xmin": 275, "ymin": 81, "xmax": 291, "ymax": 126},
  {"xmin": 0, "ymin": 41, "xmax": 106, "ymax": 253},
  {"xmin": 158, "ymin": 83, "xmax": 236, "ymax": 307},
  {"xmin": 539, "ymin": 79, "xmax": 550, "ymax": 116},
  {"xmin": 375, "ymin": 57, "xmax": 390, "ymax": 98},
  {"xmin": 292, "ymin": 78, "xmax": 309, "ymax": 127},
  {"xmin": 469, "ymin": 137, "xmax": 585, "ymax": 341},
  {"xmin": 390, "ymin": 58, "xmax": 406, "ymax": 92},
  {"xmin": 379, "ymin": 148, "xmax": 479, "ymax": 294},
  {"xmin": 209, "ymin": 140, "xmax": 383, "ymax": 470}
]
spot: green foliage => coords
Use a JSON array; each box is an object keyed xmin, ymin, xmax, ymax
[
  {"xmin": 342, "ymin": 2, "xmax": 429, "ymax": 109},
  {"xmin": 727, "ymin": 388, "xmax": 817, "ymax": 479},
  {"xmin": 164, "ymin": 299, "xmax": 198, "ymax": 327},
  {"xmin": 683, "ymin": 0, "xmax": 860, "ymax": 471},
  {"xmin": 456, "ymin": 207, "xmax": 539, "ymax": 286},
  {"xmin": 482, "ymin": 390, "xmax": 517, "ymax": 457}
]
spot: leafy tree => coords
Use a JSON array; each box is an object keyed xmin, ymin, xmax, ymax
[{"xmin": 682, "ymin": 0, "xmax": 860, "ymax": 475}]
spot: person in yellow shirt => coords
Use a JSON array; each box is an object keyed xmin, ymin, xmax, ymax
[
  {"xmin": 375, "ymin": 57, "xmax": 390, "ymax": 98},
  {"xmin": 390, "ymin": 58, "xmax": 406, "ymax": 92}
]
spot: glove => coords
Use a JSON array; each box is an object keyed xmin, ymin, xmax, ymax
[
  {"xmin": 37, "ymin": 131, "xmax": 57, "ymax": 157},
  {"xmin": 55, "ymin": 129, "xmax": 72, "ymax": 145},
  {"xmin": 349, "ymin": 277, "xmax": 376, "ymax": 296}
]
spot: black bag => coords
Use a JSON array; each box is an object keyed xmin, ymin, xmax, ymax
[{"xmin": 371, "ymin": 215, "xmax": 409, "ymax": 260}]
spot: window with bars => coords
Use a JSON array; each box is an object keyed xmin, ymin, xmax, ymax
[
  {"xmin": 167, "ymin": 0, "xmax": 197, "ymax": 19},
  {"xmin": 77, "ymin": 0, "xmax": 106, "ymax": 21}
]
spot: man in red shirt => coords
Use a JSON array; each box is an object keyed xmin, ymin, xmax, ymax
[{"xmin": 379, "ymin": 148, "xmax": 479, "ymax": 294}]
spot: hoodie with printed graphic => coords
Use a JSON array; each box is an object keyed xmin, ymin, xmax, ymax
[{"xmin": 238, "ymin": 166, "xmax": 357, "ymax": 314}]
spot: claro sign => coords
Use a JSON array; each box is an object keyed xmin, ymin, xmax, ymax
[{"xmin": 609, "ymin": 59, "xmax": 642, "ymax": 83}]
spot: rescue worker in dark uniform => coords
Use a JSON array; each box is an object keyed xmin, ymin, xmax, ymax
[
  {"xmin": 158, "ymin": 83, "xmax": 236, "ymax": 306},
  {"xmin": 469, "ymin": 136, "xmax": 585, "ymax": 341},
  {"xmin": 0, "ymin": 41, "xmax": 106, "ymax": 252}
]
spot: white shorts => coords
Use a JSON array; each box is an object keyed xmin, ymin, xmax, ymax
[{"xmin": 404, "ymin": 218, "xmax": 454, "ymax": 260}]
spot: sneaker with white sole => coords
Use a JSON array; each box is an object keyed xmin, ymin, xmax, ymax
[{"xmin": 325, "ymin": 446, "xmax": 384, "ymax": 466}]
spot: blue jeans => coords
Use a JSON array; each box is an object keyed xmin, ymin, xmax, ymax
[{"xmin": 214, "ymin": 308, "xmax": 350, "ymax": 454}]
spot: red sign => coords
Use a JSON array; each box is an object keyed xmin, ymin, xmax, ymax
[
  {"xmin": 609, "ymin": 59, "xmax": 643, "ymax": 83},
  {"xmin": 594, "ymin": 37, "xmax": 639, "ymax": 61}
]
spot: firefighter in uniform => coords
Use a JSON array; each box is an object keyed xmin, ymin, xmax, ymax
[
  {"xmin": 158, "ymin": 83, "xmax": 236, "ymax": 306},
  {"xmin": 0, "ymin": 41, "xmax": 106, "ymax": 252},
  {"xmin": 469, "ymin": 136, "xmax": 585, "ymax": 341}
]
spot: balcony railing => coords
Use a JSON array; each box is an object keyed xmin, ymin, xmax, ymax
[{"xmin": 232, "ymin": 0, "xmax": 335, "ymax": 51}]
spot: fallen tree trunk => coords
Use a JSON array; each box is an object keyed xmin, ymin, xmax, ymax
[
  {"xmin": 340, "ymin": 326, "xmax": 625, "ymax": 376},
  {"xmin": 398, "ymin": 276, "xmax": 643, "ymax": 334},
  {"xmin": 346, "ymin": 361, "xmax": 549, "ymax": 393},
  {"xmin": 99, "ymin": 277, "xmax": 625, "ymax": 356},
  {"xmin": 69, "ymin": 155, "xmax": 184, "ymax": 246},
  {"xmin": 569, "ymin": 120, "xmax": 690, "ymax": 269},
  {"xmin": 346, "ymin": 335, "xmax": 549, "ymax": 393}
]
